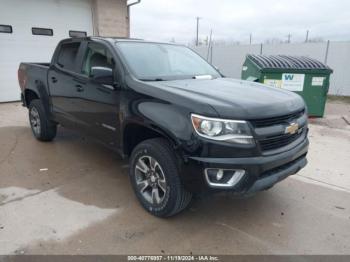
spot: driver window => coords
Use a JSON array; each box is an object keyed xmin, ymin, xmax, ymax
[{"xmin": 82, "ymin": 42, "xmax": 114, "ymax": 77}]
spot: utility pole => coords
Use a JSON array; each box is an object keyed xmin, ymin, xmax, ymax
[
  {"xmin": 249, "ymin": 33, "xmax": 252, "ymax": 45},
  {"xmin": 305, "ymin": 30, "xmax": 309, "ymax": 43},
  {"xmin": 206, "ymin": 29, "xmax": 213, "ymax": 61},
  {"xmin": 196, "ymin": 17, "xmax": 202, "ymax": 46},
  {"xmin": 324, "ymin": 40, "xmax": 330, "ymax": 64}
]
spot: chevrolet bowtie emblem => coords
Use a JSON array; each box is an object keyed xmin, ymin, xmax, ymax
[{"xmin": 285, "ymin": 123, "xmax": 299, "ymax": 135}]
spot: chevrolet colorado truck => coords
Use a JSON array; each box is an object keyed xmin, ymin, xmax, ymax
[{"xmin": 18, "ymin": 37, "xmax": 308, "ymax": 217}]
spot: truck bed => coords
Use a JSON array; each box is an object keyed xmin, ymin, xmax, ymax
[
  {"xmin": 18, "ymin": 62, "xmax": 51, "ymax": 105},
  {"xmin": 20, "ymin": 62, "xmax": 50, "ymax": 68}
]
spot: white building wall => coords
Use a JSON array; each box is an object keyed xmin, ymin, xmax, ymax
[{"xmin": 0, "ymin": 0, "xmax": 94, "ymax": 102}]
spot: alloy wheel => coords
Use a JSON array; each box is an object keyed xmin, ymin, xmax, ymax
[
  {"xmin": 30, "ymin": 107, "xmax": 41, "ymax": 136},
  {"xmin": 134, "ymin": 155, "xmax": 167, "ymax": 205}
]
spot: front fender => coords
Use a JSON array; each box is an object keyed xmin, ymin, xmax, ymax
[
  {"xmin": 121, "ymin": 98, "xmax": 200, "ymax": 157},
  {"xmin": 137, "ymin": 101, "xmax": 193, "ymax": 143}
]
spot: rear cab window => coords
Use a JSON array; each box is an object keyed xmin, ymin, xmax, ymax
[{"xmin": 56, "ymin": 42, "xmax": 81, "ymax": 72}]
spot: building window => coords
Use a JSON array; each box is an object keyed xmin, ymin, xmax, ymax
[
  {"xmin": 0, "ymin": 25, "xmax": 12, "ymax": 34},
  {"xmin": 32, "ymin": 27, "xmax": 53, "ymax": 36},
  {"xmin": 69, "ymin": 30, "xmax": 87, "ymax": 38}
]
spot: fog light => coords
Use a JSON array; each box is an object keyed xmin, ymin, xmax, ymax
[
  {"xmin": 216, "ymin": 169, "xmax": 224, "ymax": 180},
  {"xmin": 205, "ymin": 168, "xmax": 245, "ymax": 188}
]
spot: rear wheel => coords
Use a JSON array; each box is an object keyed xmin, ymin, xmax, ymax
[
  {"xmin": 129, "ymin": 138, "xmax": 192, "ymax": 217},
  {"xmin": 29, "ymin": 99, "xmax": 57, "ymax": 141}
]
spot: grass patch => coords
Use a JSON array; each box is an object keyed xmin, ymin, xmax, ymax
[{"xmin": 327, "ymin": 95, "xmax": 350, "ymax": 104}]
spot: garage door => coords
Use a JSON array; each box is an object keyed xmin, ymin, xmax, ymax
[{"xmin": 0, "ymin": 0, "xmax": 93, "ymax": 102}]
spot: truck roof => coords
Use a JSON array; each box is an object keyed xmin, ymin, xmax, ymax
[
  {"xmin": 62, "ymin": 36, "xmax": 180, "ymax": 46},
  {"xmin": 92, "ymin": 36, "xmax": 144, "ymax": 42}
]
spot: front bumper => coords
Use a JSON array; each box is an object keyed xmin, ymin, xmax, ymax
[{"xmin": 181, "ymin": 138, "xmax": 309, "ymax": 194}]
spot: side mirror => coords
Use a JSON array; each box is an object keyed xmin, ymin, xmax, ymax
[{"xmin": 91, "ymin": 66, "xmax": 114, "ymax": 86}]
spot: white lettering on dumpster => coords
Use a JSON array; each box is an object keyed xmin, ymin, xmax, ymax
[
  {"xmin": 281, "ymin": 73, "xmax": 305, "ymax": 91},
  {"xmin": 264, "ymin": 79, "xmax": 282, "ymax": 88},
  {"xmin": 312, "ymin": 77, "xmax": 325, "ymax": 86}
]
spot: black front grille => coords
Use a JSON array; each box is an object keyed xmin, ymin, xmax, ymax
[
  {"xmin": 259, "ymin": 129, "xmax": 304, "ymax": 151},
  {"xmin": 250, "ymin": 109, "xmax": 305, "ymax": 128}
]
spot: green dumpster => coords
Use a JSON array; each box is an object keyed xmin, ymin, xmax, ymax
[{"xmin": 241, "ymin": 54, "xmax": 333, "ymax": 117}]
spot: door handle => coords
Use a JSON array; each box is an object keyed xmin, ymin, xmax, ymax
[
  {"xmin": 76, "ymin": 84, "xmax": 84, "ymax": 92},
  {"xmin": 51, "ymin": 77, "xmax": 57, "ymax": 83}
]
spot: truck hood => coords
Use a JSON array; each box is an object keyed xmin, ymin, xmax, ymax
[{"xmin": 131, "ymin": 77, "xmax": 305, "ymax": 119}]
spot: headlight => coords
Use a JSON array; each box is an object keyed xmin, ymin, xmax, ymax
[{"xmin": 191, "ymin": 114, "xmax": 254, "ymax": 144}]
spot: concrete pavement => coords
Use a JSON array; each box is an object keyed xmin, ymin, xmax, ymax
[{"xmin": 0, "ymin": 101, "xmax": 349, "ymax": 255}]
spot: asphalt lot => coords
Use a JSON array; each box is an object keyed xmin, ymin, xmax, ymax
[{"xmin": 0, "ymin": 100, "xmax": 350, "ymax": 255}]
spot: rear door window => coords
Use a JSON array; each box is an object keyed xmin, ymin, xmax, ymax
[{"xmin": 57, "ymin": 42, "xmax": 81, "ymax": 72}]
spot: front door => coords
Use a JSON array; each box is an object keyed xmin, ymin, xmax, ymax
[{"xmin": 73, "ymin": 41, "xmax": 121, "ymax": 148}]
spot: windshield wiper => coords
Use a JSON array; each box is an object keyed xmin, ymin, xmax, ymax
[
  {"xmin": 140, "ymin": 78, "xmax": 165, "ymax": 81},
  {"xmin": 193, "ymin": 75, "xmax": 213, "ymax": 80}
]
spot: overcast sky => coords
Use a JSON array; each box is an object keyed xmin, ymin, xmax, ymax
[{"xmin": 130, "ymin": 0, "xmax": 350, "ymax": 45}]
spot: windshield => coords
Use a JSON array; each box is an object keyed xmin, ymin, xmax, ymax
[{"xmin": 116, "ymin": 42, "xmax": 221, "ymax": 81}]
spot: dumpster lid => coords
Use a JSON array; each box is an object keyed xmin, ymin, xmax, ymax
[{"xmin": 247, "ymin": 54, "xmax": 333, "ymax": 72}]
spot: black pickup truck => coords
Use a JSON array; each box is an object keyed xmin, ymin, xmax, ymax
[{"xmin": 18, "ymin": 37, "xmax": 308, "ymax": 217}]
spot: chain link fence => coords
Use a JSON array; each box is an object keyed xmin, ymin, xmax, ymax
[{"xmin": 192, "ymin": 41, "xmax": 350, "ymax": 96}]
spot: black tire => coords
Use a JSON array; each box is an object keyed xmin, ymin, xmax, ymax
[
  {"xmin": 28, "ymin": 99, "xmax": 57, "ymax": 141},
  {"xmin": 129, "ymin": 138, "xmax": 192, "ymax": 217}
]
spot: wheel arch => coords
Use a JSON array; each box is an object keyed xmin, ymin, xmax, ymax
[
  {"xmin": 24, "ymin": 78, "xmax": 52, "ymax": 120},
  {"xmin": 24, "ymin": 89, "xmax": 40, "ymax": 107},
  {"xmin": 122, "ymin": 122, "xmax": 180, "ymax": 157}
]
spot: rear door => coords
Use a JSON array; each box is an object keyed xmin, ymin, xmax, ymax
[
  {"xmin": 48, "ymin": 40, "xmax": 85, "ymax": 128},
  {"xmin": 72, "ymin": 41, "xmax": 121, "ymax": 148}
]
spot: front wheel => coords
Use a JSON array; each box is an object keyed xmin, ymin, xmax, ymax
[{"xmin": 129, "ymin": 138, "xmax": 192, "ymax": 217}]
